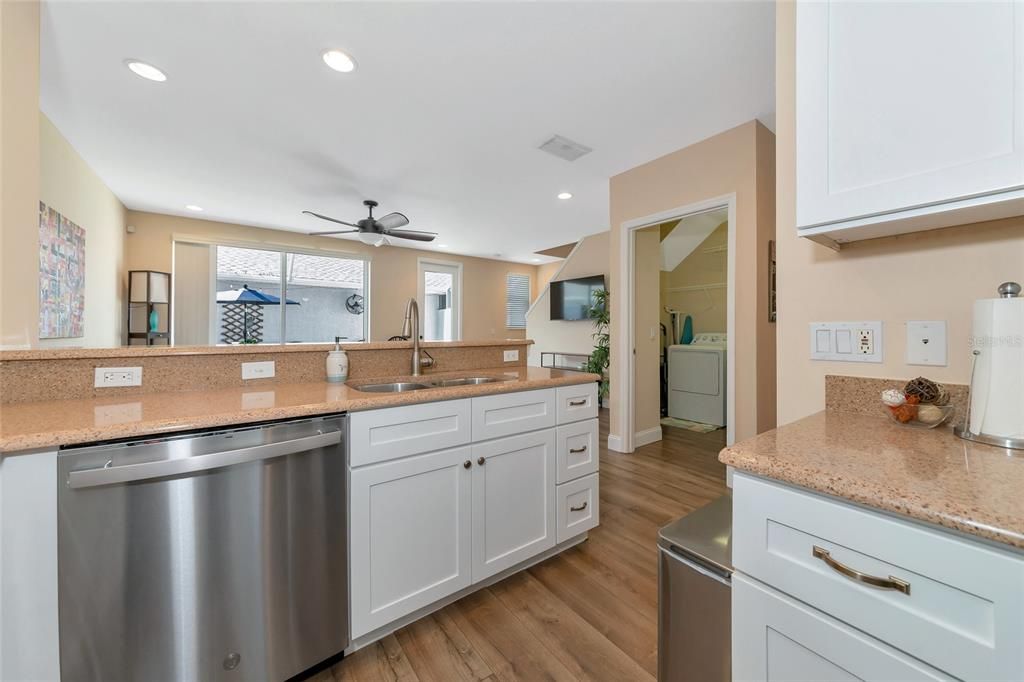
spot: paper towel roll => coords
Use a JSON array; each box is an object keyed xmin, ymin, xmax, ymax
[{"xmin": 969, "ymin": 295, "xmax": 1024, "ymax": 439}]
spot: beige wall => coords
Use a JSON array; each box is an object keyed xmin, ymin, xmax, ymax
[
  {"xmin": 125, "ymin": 211, "xmax": 538, "ymax": 343},
  {"xmin": 609, "ymin": 120, "xmax": 777, "ymax": 445},
  {"xmin": 525, "ymin": 231, "xmax": 610, "ymax": 366},
  {"xmin": 660, "ymin": 222, "xmax": 729, "ymax": 337},
  {"xmin": 0, "ymin": 1, "xmax": 40, "ymax": 349},
  {"xmin": 39, "ymin": 114, "xmax": 127, "ymax": 348},
  {"xmin": 775, "ymin": 1, "xmax": 1024, "ymax": 425}
]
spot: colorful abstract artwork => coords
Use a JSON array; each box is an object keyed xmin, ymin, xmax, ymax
[{"xmin": 38, "ymin": 202, "xmax": 86, "ymax": 338}]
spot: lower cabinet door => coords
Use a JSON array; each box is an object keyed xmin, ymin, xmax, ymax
[
  {"xmin": 733, "ymin": 574, "xmax": 954, "ymax": 682},
  {"xmin": 471, "ymin": 429, "xmax": 556, "ymax": 582},
  {"xmin": 350, "ymin": 446, "xmax": 473, "ymax": 638}
]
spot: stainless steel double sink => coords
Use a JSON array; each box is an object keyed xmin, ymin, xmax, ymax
[{"xmin": 351, "ymin": 376, "xmax": 509, "ymax": 393}]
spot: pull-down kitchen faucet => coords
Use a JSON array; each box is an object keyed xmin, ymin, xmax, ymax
[{"xmin": 402, "ymin": 298, "xmax": 434, "ymax": 376}]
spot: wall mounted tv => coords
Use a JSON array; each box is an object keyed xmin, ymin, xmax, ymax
[{"xmin": 550, "ymin": 275, "xmax": 606, "ymax": 321}]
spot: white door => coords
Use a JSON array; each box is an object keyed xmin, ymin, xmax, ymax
[
  {"xmin": 732, "ymin": 574, "xmax": 953, "ymax": 682},
  {"xmin": 417, "ymin": 259, "xmax": 462, "ymax": 341},
  {"xmin": 796, "ymin": 1, "xmax": 1024, "ymax": 229},
  {"xmin": 349, "ymin": 446, "xmax": 473, "ymax": 638},
  {"xmin": 471, "ymin": 429, "xmax": 556, "ymax": 581}
]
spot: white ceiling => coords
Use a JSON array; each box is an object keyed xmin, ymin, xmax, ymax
[{"xmin": 39, "ymin": 1, "xmax": 775, "ymax": 264}]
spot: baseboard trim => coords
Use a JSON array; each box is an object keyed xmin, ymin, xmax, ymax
[
  {"xmin": 634, "ymin": 426, "xmax": 662, "ymax": 447},
  {"xmin": 607, "ymin": 433, "xmax": 625, "ymax": 453}
]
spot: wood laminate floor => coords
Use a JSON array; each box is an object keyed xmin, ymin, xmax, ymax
[{"xmin": 316, "ymin": 409, "xmax": 729, "ymax": 682}]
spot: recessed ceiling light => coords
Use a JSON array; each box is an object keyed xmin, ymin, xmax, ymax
[
  {"xmin": 437, "ymin": 244, "xmax": 449, "ymax": 248},
  {"xmin": 185, "ymin": 204, "xmax": 203, "ymax": 212},
  {"xmin": 125, "ymin": 59, "xmax": 167, "ymax": 82},
  {"xmin": 531, "ymin": 258, "xmax": 541, "ymax": 262},
  {"xmin": 322, "ymin": 49, "xmax": 357, "ymax": 73},
  {"xmin": 557, "ymin": 192, "xmax": 573, "ymax": 200}
]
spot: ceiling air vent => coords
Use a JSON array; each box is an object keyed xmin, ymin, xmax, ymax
[{"xmin": 538, "ymin": 135, "xmax": 593, "ymax": 162}]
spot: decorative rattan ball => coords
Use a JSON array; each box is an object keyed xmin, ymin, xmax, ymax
[{"xmin": 904, "ymin": 377, "xmax": 949, "ymax": 405}]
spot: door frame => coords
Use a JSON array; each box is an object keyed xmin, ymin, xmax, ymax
[
  {"xmin": 416, "ymin": 257, "xmax": 463, "ymax": 341},
  {"xmin": 612, "ymin": 193, "xmax": 737, "ymax": 453}
]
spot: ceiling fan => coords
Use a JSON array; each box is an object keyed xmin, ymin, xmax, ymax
[{"xmin": 303, "ymin": 199, "xmax": 437, "ymax": 247}]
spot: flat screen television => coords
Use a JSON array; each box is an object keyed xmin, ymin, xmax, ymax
[{"xmin": 550, "ymin": 275, "xmax": 606, "ymax": 321}]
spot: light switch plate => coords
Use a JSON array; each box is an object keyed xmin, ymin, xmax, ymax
[
  {"xmin": 906, "ymin": 320, "xmax": 947, "ymax": 366},
  {"xmin": 242, "ymin": 360, "xmax": 275, "ymax": 380},
  {"xmin": 94, "ymin": 367, "xmax": 143, "ymax": 388},
  {"xmin": 809, "ymin": 322, "xmax": 883, "ymax": 363},
  {"xmin": 503, "ymin": 349, "xmax": 519, "ymax": 362}
]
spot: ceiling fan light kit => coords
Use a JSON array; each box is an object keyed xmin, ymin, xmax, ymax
[{"xmin": 304, "ymin": 199, "xmax": 437, "ymax": 247}]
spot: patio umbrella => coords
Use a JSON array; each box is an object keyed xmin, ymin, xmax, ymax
[
  {"xmin": 216, "ymin": 285, "xmax": 300, "ymax": 343},
  {"xmin": 216, "ymin": 284, "xmax": 301, "ymax": 305}
]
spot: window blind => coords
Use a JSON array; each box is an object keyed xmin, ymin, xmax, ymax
[{"xmin": 505, "ymin": 273, "xmax": 531, "ymax": 329}]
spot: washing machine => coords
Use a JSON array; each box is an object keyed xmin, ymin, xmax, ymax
[{"xmin": 667, "ymin": 333, "xmax": 727, "ymax": 427}]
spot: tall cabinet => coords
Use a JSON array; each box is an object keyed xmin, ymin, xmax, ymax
[{"xmin": 795, "ymin": 1, "xmax": 1024, "ymax": 247}]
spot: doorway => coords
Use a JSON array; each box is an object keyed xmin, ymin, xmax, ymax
[
  {"xmin": 615, "ymin": 195, "xmax": 737, "ymax": 453},
  {"xmin": 417, "ymin": 258, "xmax": 462, "ymax": 341}
]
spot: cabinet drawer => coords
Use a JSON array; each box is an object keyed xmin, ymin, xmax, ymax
[
  {"xmin": 350, "ymin": 399, "xmax": 471, "ymax": 467},
  {"xmin": 471, "ymin": 389, "xmax": 556, "ymax": 441},
  {"xmin": 556, "ymin": 419, "xmax": 598, "ymax": 484},
  {"xmin": 556, "ymin": 383, "xmax": 598, "ymax": 424},
  {"xmin": 556, "ymin": 473, "xmax": 599, "ymax": 543},
  {"xmin": 733, "ymin": 574, "xmax": 952, "ymax": 682},
  {"xmin": 733, "ymin": 473, "xmax": 1024, "ymax": 682}
]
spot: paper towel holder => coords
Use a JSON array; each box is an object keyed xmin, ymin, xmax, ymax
[{"xmin": 954, "ymin": 282, "xmax": 1024, "ymax": 451}]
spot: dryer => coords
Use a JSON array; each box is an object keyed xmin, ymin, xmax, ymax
[{"xmin": 667, "ymin": 333, "xmax": 727, "ymax": 427}]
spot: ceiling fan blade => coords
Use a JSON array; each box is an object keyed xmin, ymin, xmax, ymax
[
  {"xmin": 309, "ymin": 228, "xmax": 360, "ymax": 236},
  {"xmin": 302, "ymin": 210, "xmax": 360, "ymax": 228},
  {"xmin": 384, "ymin": 228, "xmax": 437, "ymax": 242},
  {"xmin": 376, "ymin": 212, "xmax": 410, "ymax": 230}
]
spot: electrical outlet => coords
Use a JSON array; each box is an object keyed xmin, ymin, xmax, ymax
[
  {"xmin": 809, "ymin": 322, "xmax": 883, "ymax": 363},
  {"xmin": 241, "ymin": 361, "xmax": 275, "ymax": 380},
  {"xmin": 94, "ymin": 367, "xmax": 143, "ymax": 388},
  {"xmin": 503, "ymin": 349, "xmax": 520, "ymax": 362},
  {"xmin": 857, "ymin": 328, "xmax": 875, "ymax": 355}
]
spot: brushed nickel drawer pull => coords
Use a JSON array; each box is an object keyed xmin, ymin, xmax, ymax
[
  {"xmin": 569, "ymin": 445, "xmax": 588, "ymax": 453},
  {"xmin": 570, "ymin": 501, "xmax": 588, "ymax": 512},
  {"xmin": 569, "ymin": 399, "xmax": 587, "ymax": 406},
  {"xmin": 812, "ymin": 546, "xmax": 910, "ymax": 596}
]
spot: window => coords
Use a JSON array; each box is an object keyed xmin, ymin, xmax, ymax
[
  {"xmin": 214, "ymin": 245, "xmax": 368, "ymax": 344},
  {"xmin": 506, "ymin": 273, "xmax": 531, "ymax": 329},
  {"xmin": 418, "ymin": 259, "xmax": 462, "ymax": 341}
]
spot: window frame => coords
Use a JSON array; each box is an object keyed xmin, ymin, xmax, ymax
[{"xmin": 172, "ymin": 235, "xmax": 370, "ymax": 345}]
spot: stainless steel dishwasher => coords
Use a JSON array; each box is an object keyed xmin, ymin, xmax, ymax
[
  {"xmin": 658, "ymin": 494, "xmax": 732, "ymax": 682},
  {"xmin": 57, "ymin": 415, "xmax": 348, "ymax": 682}
]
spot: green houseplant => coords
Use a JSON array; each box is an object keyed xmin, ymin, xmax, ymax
[{"xmin": 584, "ymin": 288, "xmax": 610, "ymax": 402}]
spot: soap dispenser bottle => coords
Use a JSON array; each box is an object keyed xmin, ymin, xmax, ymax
[{"xmin": 326, "ymin": 337, "xmax": 348, "ymax": 383}]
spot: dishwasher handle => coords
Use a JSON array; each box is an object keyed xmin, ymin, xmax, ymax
[{"xmin": 67, "ymin": 430, "xmax": 341, "ymax": 489}]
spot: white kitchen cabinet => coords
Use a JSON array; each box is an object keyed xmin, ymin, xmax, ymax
[
  {"xmin": 733, "ymin": 473, "xmax": 1024, "ymax": 682},
  {"xmin": 349, "ymin": 398, "xmax": 471, "ymax": 466},
  {"xmin": 733, "ymin": 574, "xmax": 953, "ymax": 682},
  {"xmin": 348, "ymin": 386, "xmax": 600, "ymax": 643},
  {"xmin": 796, "ymin": 1, "xmax": 1024, "ymax": 246},
  {"xmin": 349, "ymin": 446, "xmax": 473, "ymax": 638},
  {"xmin": 471, "ymin": 430, "xmax": 556, "ymax": 581},
  {"xmin": 471, "ymin": 388, "xmax": 556, "ymax": 441}
]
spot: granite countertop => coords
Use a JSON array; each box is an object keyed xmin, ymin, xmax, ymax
[
  {"xmin": 0, "ymin": 367, "xmax": 599, "ymax": 452},
  {"xmin": 720, "ymin": 411, "xmax": 1024, "ymax": 551}
]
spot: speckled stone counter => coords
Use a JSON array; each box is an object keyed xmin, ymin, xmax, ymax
[
  {"xmin": 720, "ymin": 411, "xmax": 1024, "ymax": 551},
  {"xmin": 0, "ymin": 367, "xmax": 598, "ymax": 452}
]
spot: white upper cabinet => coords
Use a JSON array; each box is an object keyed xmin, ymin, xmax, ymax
[{"xmin": 796, "ymin": 1, "xmax": 1024, "ymax": 246}]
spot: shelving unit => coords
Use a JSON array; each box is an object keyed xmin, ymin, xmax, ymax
[{"xmin": 127, "ymin": 270, "xmax": 171, "ymax": 345}]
